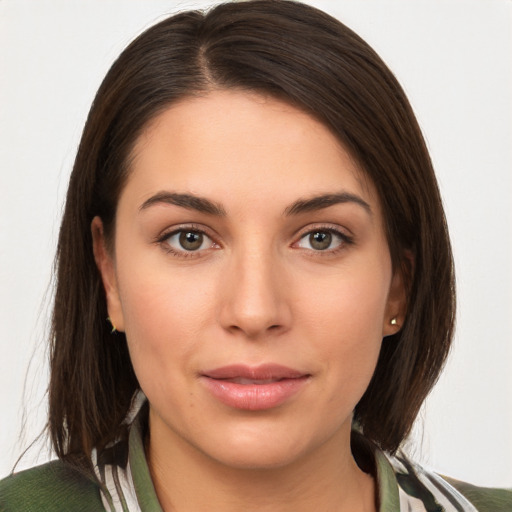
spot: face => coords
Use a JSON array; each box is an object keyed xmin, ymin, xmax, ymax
[{"xmin": 93, "ymin": 90, "xmax": 404, "ymax": 470}]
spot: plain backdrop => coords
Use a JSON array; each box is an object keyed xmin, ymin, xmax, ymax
[{"xmin": 1, "ymin": 0, "xmax": 511, "ymax": 487}]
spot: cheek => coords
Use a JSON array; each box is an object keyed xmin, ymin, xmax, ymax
[
  {"xmin": 293, "ymin": 261, "xmax": 390, "ymax": 390},
  {"xmin": 115, "ymin": 259, "xmax": 216, "ymax": 383},
  {"xmin": 298, "ymin": 266, "xmax": 390, "ymax": 343}
]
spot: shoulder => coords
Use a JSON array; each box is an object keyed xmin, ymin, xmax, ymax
[
  {"xmin": 383, "ymin": 451, "xmax": 512, "ymax": 512},
  {"xmin": 0, "ymin": 460, "xmax": 104, "ymax": 512},
  {"xmin": 443, "ymin": 476, "xmax": 512, "ymax": 512}
]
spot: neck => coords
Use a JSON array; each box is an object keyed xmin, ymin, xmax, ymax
[{"xmin": 146, "ymin": 418, "xmax": 376, "ymax": 512}]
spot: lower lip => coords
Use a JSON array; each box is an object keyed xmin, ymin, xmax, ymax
[{"xmin": 200, "ymin": 376, "xmax": 309, "ymax": 411}]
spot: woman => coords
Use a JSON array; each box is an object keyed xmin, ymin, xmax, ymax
[{"xmin": 1, "ymin": 1, "xmax": 510, "ymax": 511}]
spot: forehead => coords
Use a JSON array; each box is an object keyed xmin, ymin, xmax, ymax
[{"xmin": 125, "ymin": 90, "xmax": 378, "ymax": 211}]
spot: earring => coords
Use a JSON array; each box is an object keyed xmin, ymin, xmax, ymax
[
  {"xmin": 107, "ymin": 317, "xmax": 117, "ymax": 334},
  {"xmin": 390, "ymin": 317, "xmax": 398, "ymax": 326}
]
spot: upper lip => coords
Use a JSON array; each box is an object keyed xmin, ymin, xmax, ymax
[{"xmin": 202, "ymin": 364, "xmax": 308, "ymax": 381}]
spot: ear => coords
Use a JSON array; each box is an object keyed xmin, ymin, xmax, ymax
[
  {"xmin": 91, "ymin": 216, "xmax": 125, "ymax": 332},
  {"xmin": 382, "ymin": 252, "xmax": 413, "ymax": 337}
]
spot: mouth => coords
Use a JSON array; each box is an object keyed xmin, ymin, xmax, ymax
[
  {"xmin": 220, "ymin": 377, "xmax": 285, "ymax": 385},
  {"xmin": 200, "ymin": 364, "xmax": 310, "ymax": 411}
]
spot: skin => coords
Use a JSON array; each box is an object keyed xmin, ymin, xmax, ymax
[{"xmin": 92, "ymin": 90, "xmax": 406, "ymax": 512}]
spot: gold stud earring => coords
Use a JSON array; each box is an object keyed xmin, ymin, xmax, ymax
[
  {"xmin": 390, "ymin": 317, "xmax": 398, "ymax": 326},
  {"xmin": 107, "ymin": 317, "xmax": 117, "ymax": 334}
]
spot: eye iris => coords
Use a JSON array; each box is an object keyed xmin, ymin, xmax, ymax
[
  {"xmin": 179, "ymin": 231, "xmax": 203, "ymax": 251},
  {"xmin": 310, "ymin": 231, "xmax": 332, "ymax": 250}
]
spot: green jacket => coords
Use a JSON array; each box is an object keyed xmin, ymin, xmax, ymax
[{"xmin": 2, "ymin": 453, "xmax": 510, "ymax": 511}]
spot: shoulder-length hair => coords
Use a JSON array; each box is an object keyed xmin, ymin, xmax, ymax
[{"xmin": 49, "ymin": 0, "xmax": 455, "ymax": 462}]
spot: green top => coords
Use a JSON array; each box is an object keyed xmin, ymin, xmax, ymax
[{"xmin": 1, "ymin": 404, "xmax": 511, "ymax": 511}]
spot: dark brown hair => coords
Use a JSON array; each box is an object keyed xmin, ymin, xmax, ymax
[{"xmin": 49, "ymin": 0, "xmax": 455, "ymax": 462}]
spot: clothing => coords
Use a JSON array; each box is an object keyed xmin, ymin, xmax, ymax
[{"xmin": 1, "ymin": 399, "xmax": 511, "ymax": 511}]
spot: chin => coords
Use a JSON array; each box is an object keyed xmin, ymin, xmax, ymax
[
  {"xmin": 196, "ymin": 422, "xmax": 329, "ymax": 471},
  {"xmin": 207, "ymin": 442, "xmax": 307, "ymax": 471}
]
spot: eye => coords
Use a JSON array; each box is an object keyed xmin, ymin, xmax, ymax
[
  {"xmin": 163, "ymin": 230, "xmax": 215, "ymax": 253},
  {"xmin": 296, "ymin": 229, "xmax": 348, "ymax": 251}
]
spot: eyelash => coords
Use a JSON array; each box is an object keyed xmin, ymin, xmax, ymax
[{"xmin": 155, "ymin": 224, "xmax": 354, "ymax": 259}]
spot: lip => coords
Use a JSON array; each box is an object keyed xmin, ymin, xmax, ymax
[{"xmin": 200, "ymin": 364, "xmax": 310, "ymax": 411}]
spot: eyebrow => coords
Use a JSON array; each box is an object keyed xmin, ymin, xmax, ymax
[
  {"xmin": 284, "ymin": 192, "xmax": 372, "ymax": 216},
  {"xmin": 139, "ymin": 190, "xmax": 371, "ymax": 217},
  {"xmin": 139, "ymin": 192, "xmax": 226, "ymax": 216}
]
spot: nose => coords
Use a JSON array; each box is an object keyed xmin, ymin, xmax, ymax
[{"xmin": 218, "ymin": 247, "xmax": 291, "ymax": 339}]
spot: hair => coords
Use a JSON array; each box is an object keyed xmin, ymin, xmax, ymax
[{"xmin": 49, "ymin": 0, "xmax": 455, "ymax": 464}]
